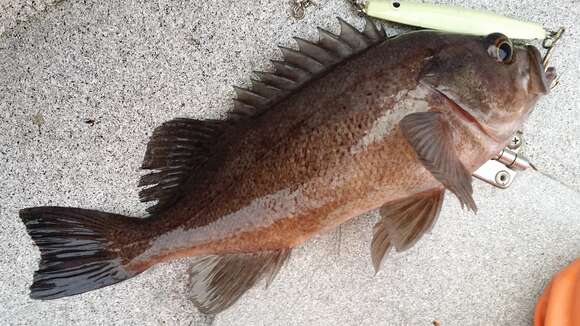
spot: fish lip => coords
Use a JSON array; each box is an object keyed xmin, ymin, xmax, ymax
[
  {"xmin": 527, "ymin": 45, "xmax": 550, "ymax": 95},
  {"xmin": 420, "ymin": 81, "xmax": 498, "ymax": 141}
]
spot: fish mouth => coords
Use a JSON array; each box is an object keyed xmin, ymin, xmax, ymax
[{"xmin": 527, "ymin": 45, "xmax": 552, "ymax": 95}]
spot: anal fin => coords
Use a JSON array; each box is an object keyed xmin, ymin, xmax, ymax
[
  {"xmin": 187, "ymin": 250, "xmax": 291, "ymax": 314},
  {"xmin": 371, "ymin": 188, "xmax": 445, "ymax": 272}
]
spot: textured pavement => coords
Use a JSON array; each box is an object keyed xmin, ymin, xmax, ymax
[{"xmin": 1, "ymin": 0, "xmax": 579, "ymax": 325}]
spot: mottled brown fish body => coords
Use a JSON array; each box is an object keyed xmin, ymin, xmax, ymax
[
  {"xmin": 20, "ymin": 19, "xmax": 551, "ymax": 314},
  {"xmin": 129, "ymin": 32, "xmax": 522, "ymax": 267}
]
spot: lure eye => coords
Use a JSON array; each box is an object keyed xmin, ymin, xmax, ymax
[{"xmin": 486, "ymin": 33, "xmax": 514, "ymax": 64}]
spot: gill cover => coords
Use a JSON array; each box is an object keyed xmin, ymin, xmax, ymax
[{"xmin": 419, "ymin": 33, "xmax": 550, "ymax": 142}]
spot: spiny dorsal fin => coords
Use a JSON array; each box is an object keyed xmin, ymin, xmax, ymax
[
  {"xmin": 187, "ymin": 250, "xmax": 291, "ymax": 314},
  {"xmin": 229, "ymin": 17, "xmax": 386, "ymax": 119},
  {"xmin": 139, "ymin": 118, "xmax": 224, "ymax": 214}
]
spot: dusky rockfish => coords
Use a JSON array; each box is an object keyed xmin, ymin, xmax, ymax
[{"xmin": 20, "ymin": 18, "xmax": 553, "ymax": 314}]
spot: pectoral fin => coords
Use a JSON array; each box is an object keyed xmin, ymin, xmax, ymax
[
  {"xmin": 372, "ymin": 188, "xmax": 445, "ymax": 272},
  {"xmin": 400, "ymin": 112, "xmax": 477, "ymax": 212}
]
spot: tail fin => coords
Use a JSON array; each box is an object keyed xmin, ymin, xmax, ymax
[{"xmin": 19, "ymin": 207, "xmax": 142, "ymax": 300}]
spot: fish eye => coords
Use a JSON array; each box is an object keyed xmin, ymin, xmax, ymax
[
  {"xmin": 497, "ymin": 41, "xmax": 513, "ymax": 63},
  {"xmin": 486, "ymin": 33, "xmax": 514, "ymax": 64}
]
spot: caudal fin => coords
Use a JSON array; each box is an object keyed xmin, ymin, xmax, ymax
[{"xmin": 20, "ymin": 207, "xmax": 141, "ymax": 300}]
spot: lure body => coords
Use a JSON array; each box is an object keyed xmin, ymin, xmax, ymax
[{"xmin": 364, "ymin": 0, "xmax": 547, "ymax": 39}]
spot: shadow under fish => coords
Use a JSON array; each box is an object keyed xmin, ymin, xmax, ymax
[{"xmin": 19, "ymin": 17, "xmax": 555, "ymax": 314}]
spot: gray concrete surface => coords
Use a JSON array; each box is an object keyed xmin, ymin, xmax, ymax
[
  {"xmin": 1, "ymin": 0, "xmax": 579, "ymax": 325},
  {"xmin": 0, "ymin": 0, "xmax": 62, "ymax": 36}
]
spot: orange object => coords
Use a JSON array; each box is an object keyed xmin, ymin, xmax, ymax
[{"xmin": 534, "ymin": 259, "xmax": 580, "ymax": 326}]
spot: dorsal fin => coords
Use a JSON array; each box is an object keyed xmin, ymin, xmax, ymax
[
  {"xmin": 228, "ymin": 17, "xmax": 386, "ymax": 119},
  {"xmin": 139, "ymin": 118, "xmax": 225, "ymax": 214},
  {"xmin": 140, "ymin": 18, "xmax": 385, "ymax": 215}
]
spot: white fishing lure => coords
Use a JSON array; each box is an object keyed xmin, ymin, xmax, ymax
[{"xmin": 362, "ymin": 0, "xmax": 548, "ymax": 40}]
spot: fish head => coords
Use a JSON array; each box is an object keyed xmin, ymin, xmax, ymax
[{"xmin": 420, "ymin": 32, "xmax": 555, "ymax": 142}]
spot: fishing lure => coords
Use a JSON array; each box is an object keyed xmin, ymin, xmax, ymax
[
  {"xmin": 353, "ymin": 1, "xmax": 565, "ymax": 69},
  {"xmin": 358, "ymin": 0, "xmax": 548, "ymax": 39}
]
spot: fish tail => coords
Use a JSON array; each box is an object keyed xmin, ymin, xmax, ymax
[{"xmin": 19, "ymin": 206, "xmax": 143, "ymax": 300}]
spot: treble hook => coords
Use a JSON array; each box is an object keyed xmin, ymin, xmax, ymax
[
  {"xmin": 348, "ymin": 0, "xmax": 369, "ymax": 16},
  {"xmin": 542, "ymin": 27, "xmax": 565, "ymax": 69},
  {"xmin": 290, "ymin": 0, "xmax": 317, "ymax": 20}
]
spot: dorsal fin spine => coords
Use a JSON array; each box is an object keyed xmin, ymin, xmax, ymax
[
  {"xmin": 253, "ymin": 71, "xmax": 296, "ymax": 90},
  {"xmin": 251, "ymin": 79, "xmax": 282, "ymax": 93},
  {"xmin": 316, "ymin": 27, "xmax": 354, "ymax": 57},
  {"xmin": 278, "ymin": 46, "xmax": 325, "ymax": 73},
  {"xmin": 293, "ymin": 37, "xmax": 338, "ymax": 64},
  {"xmin": 337, "ymin": 18, "xmax": 371, "ymax": 50},
  {"xmin": 271, "ymin": 60, "xmax": 310, "ymax": 82}
]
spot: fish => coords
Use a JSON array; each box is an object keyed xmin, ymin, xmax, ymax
[{"xmin": 19, "ymin": 18, "xmax": 554, "ymax": 314}]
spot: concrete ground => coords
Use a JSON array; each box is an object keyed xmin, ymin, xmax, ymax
[{"xmin": 1, "ymin": 0, "xmax": 579, "ymax": 325}]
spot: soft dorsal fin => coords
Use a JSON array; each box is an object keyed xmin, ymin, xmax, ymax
[
  {"xmin": 228, "ymin": 17, "xmax": 386, "ymax": 120},
  {"xmin": 139, "ymin": 18, "xmax": 386, "ymax": 215},
  {"xmin": 139, "ymin": 118, "xmax": 225, "ymax": 214},
  {"xmin": 187, "ymin": 250, "xmax": 290, "ymax": 314}
]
